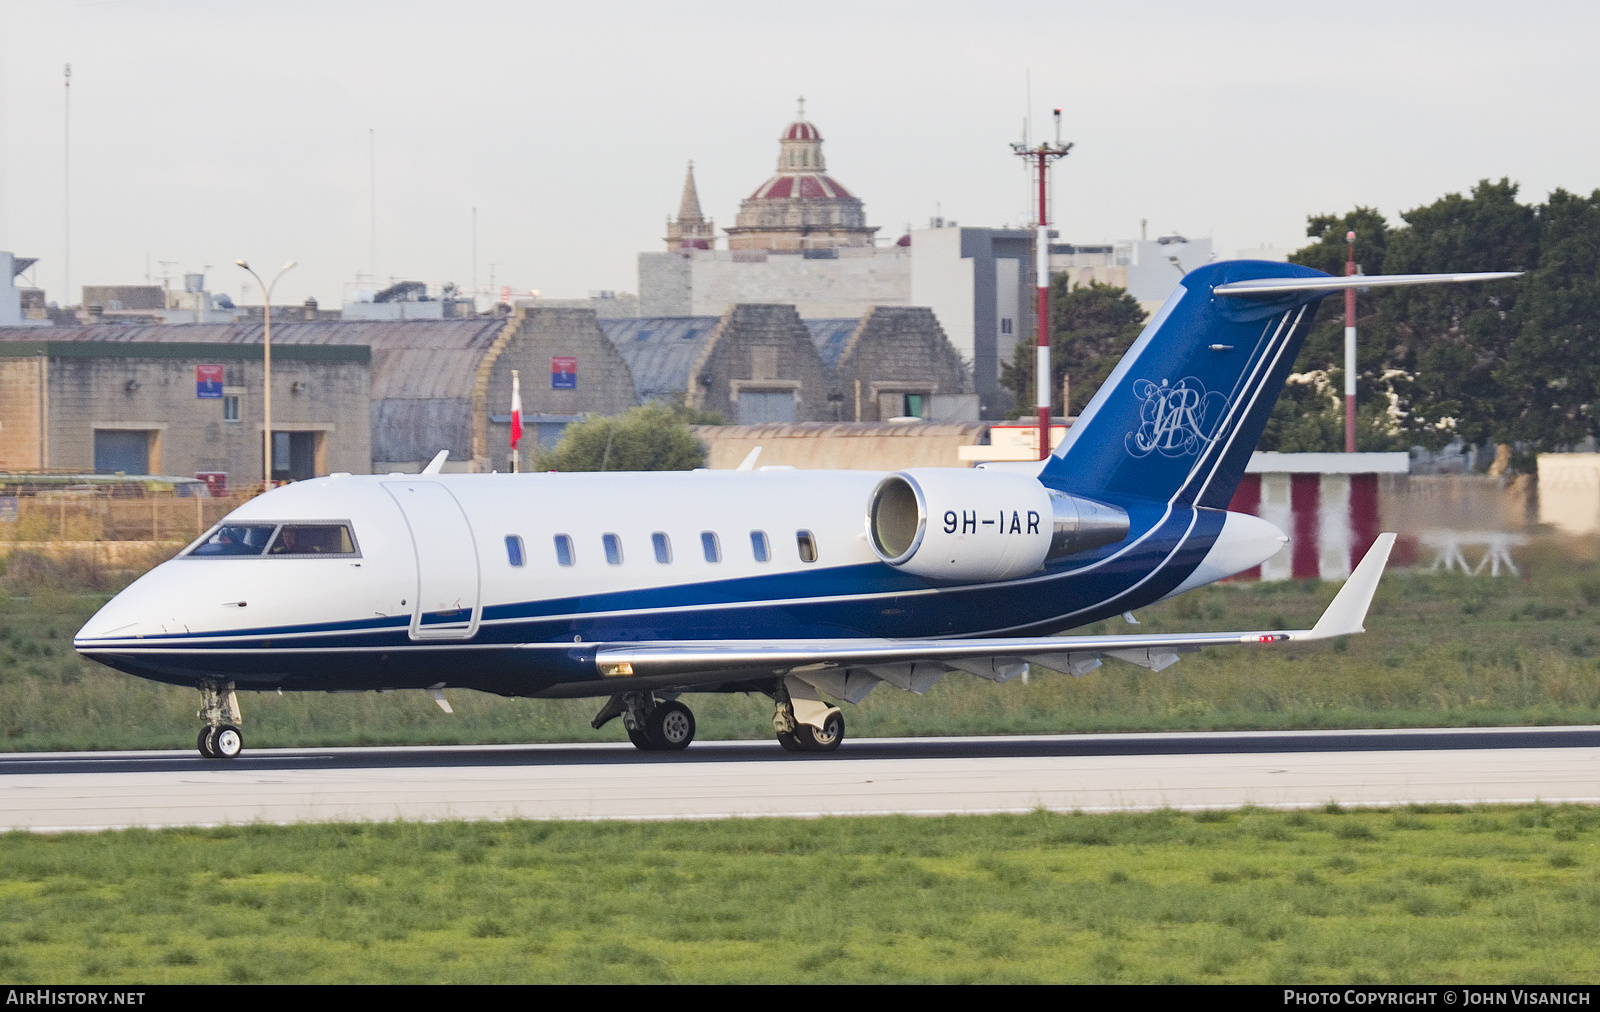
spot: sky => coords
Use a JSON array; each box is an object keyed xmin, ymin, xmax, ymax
[{"xmin": 1, "ymin": 0, "xmax": 1596, "ymax": 307}]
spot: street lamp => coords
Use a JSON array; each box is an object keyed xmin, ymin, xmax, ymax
[{"xmin": 234, "ymin": 259, "xmax": 297, "ymax": 492}]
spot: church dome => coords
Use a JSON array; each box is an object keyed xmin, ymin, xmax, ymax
[
  {"xmin": 783, "ymin": 120, "xmax": 821, "ymax": 141},
  {"xmin": 725, "ymin": 102, "xmax": 878, "ymax": 252}
]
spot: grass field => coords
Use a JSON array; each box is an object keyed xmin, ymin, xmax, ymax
[
  {"xmin": 0, "ymin": 805, "xmax": 1596, "ymax": 983},
  {"xmin": 3, "ymin": 538, "xmax": 1600, "ymax": 751}
]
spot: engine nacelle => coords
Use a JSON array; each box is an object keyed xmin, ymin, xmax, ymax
[{"xmin": 866, "ymin": 469, "xmax": 1130, "ymax": 582}]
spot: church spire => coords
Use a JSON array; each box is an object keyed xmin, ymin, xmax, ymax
[
  {"xmin": 677, "ymin": 161, "xmax": 705, "ymax": 223},
  {"xmin": 665, "ymin": 160, "xmax": 716, "ymax": 251}
]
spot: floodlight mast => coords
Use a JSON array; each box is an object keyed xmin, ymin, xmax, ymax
[
  {"xmin": 1345, "ymin": 231, "xmax": 1358, "ymax": 453},
  {"xmin": 234, "ymin": 259, "xmax": 297, "ymax": 491},
  {"xmin": 1012, "ymin": 109, "xmax": 1072, "ymax": 460}
]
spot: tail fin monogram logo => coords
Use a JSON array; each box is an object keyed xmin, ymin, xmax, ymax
[{"xmin": 1125, "ymin": 377, "xmax": 1228, "ymax": 458}]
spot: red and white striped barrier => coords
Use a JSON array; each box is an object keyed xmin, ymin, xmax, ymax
[{"xmin": 1226, "ymin": 452, "xmax": 1407, "ymax": 581}]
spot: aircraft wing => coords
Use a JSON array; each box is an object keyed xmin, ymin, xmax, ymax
[{"xmin": 591, "ymin": 534, "xmax": 1395, "ymax": 683}]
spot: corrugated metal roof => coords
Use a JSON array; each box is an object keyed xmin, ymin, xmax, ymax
[
  {"xmin": 803, "ymin": 318, "xmax": 860, "ymax": 370},
  {"xmin": 598, "ymin": 316, "xmax": 721, "ymax": 401}
]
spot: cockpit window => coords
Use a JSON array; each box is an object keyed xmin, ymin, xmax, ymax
[
  {"xmin": 186, "ymin": 524, "xmax": 279, "ymax": 557},
  {"xmin": 267, "ymin": 524, "xmax": 357, "ymax": 556}
]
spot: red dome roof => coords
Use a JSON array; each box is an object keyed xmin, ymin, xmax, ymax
[
  {"xmin": 749, "ymin": 173, "xmax": 854, "ymax": 201},
  {"xmin": 782, "ymin": 120, "xmax": 821, "ymax": 141}
]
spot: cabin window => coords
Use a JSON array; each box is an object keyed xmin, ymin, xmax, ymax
[
  {"xmin": 750, "ymin": 530, "xmax": 770, "ymax": 563},
  {"xmin": 554, "ymin": 534, "xmax": 575, "ymax": 567},
  {"xmin": 603, "ymin": 533, "xmax": 624, "ymax": 566},
  {"xmin": 185, "ymin": 523, "xmax": 278, "ymax": 557},
  {"xmin": 266, "ymin": 524, "xmax": 357, "ymax": 557},
  {"xmin": 796, "ymin": 530, "xmax": 818, "ymax": 563},
  {"xmin": 701, "ymin": 531, "xmax": 721, "ymax": 563},
  {"xmin": 652, "ymin": 532, "xmax": 672, "ymax": 564},
  {"xmin": 505, "ymin": 535, "xmax": 525, "ymax": 567}
]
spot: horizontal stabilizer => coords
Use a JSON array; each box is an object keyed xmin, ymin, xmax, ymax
[{"xmin": 1214, "ymin": 272, "xmax": 1521, "ymax": 298}]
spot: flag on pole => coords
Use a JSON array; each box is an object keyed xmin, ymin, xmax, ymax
[{"xmin": 510, "ymin": 370, "xmax": 523, "ymax": 451}]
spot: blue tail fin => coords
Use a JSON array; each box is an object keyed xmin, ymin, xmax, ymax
[{"xmin": 1041, "ymin": 260, "xmax": 1332, "ymax": 509}]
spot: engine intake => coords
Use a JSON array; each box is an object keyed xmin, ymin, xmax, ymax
[{"xmin": 866, "ymin": 469, "xmax": 1129, "ymax": 582}]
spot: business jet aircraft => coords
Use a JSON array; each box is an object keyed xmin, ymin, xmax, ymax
[{"xmin": 74, "ymin": 261, "xmax": 1517, "ymax": 758}]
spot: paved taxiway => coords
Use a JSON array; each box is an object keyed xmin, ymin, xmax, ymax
[{"xmin": 2, "ymin": 726, "xmax": 1597, "ymax": 832}]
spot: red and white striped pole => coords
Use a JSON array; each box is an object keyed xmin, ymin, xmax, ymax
[
  {"xmin": 1035, "ymin": 149, "xmax": 1051, "ymax": 460},
  {"xmin": 1012, "ymin": 112, "xmax": 1070, "ymax": 460},
  {"xmin": 1344, "ymin": 230, "xmax": 1357, "ymax": 453}
]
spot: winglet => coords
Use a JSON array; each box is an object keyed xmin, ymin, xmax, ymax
[
  {"xmin": 422, "ymin": 450, "xmax": 450, "ymax": 475},
  {"xmin": 735, "ymin": 446, "xmax": 762, "ymax": 471},
  {"xmin": 1301, "ymin": 533, "xmax": 1396, "ymax": 640}
]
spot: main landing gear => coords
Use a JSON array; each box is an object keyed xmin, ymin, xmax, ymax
[
  {"xmin": 593, "ymin": 693, "xmax": 696, "ymax": 751},
  {"xmin": 196, "ymin": 681, "xmax": 244, "ymax": 759},
  {"xmin": 772, "ymin": 680, "xmax": 844, "ymax": 753}
]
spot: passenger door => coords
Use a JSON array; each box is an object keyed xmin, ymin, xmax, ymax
[{"xmin": 382, "ymin": 481, "xmax": 481, "ymax": 640}]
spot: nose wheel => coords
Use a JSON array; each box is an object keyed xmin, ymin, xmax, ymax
[
  {"xmin": 196, "ymin": 682, "xmax": 245, "ymax": 759},
  {"xmin": 197, "ymin": 725, "xmax": 244, "ymax": 759}
]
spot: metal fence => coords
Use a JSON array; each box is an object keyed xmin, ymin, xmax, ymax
[{"xmin": 0, "ymin": 492, "xmax": 253, "ymax": 543}]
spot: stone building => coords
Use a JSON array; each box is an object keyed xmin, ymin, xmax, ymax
[
  {"xmin": 638, "ymin": 107, "xmax": 911, "ymax": 319},
  {"xmin": 602, "ymin": 303, "xmax": 971, "ymax": 424},
  {"xmin": 0, "ymin": 308, "xmax": 638, "ymax": 478},
  {"xmin": 0, "ymin": 337, "xmax": 370, "ymax": 485},
  {"xmin": 485, "ymin": 307, "xmax": 639, "ymax": 470},
  {"xmin": 604, "ymin": 306, "xmax": 831, "ymax": 423},
  {"xmin": 812, "ymin": 307, "xmax": 974, "ymax": 422}
]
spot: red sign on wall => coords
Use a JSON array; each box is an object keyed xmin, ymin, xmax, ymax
[
  {"xmin": 193, "ymin": 472, "xmax": 228, "ymax": 497},
  {"xmin": 195, "ymin": 364, "xmax": 224, "ymax": 399},
  {"xmin": 551, "ymin": 356, "xmax": 577, "ymax": 390}
]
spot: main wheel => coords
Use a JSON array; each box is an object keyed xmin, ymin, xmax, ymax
[
  {"xmin": 213, "ymin": 725, "xmax": 244, "ymax": 759},
  {"xmin": 794, "ymin": 710, "xmax": 844, "ymax": 752},
  {"xmin": 197, "ymin": 727, "xmax": 218, "ymax": 759},
  {"xmin": 627, "ymin": 726, "xmax": 654, "ymax": 750},
  {"xmin": 645, "ymin": 701, "xmax": 695, "ymax": 750}
]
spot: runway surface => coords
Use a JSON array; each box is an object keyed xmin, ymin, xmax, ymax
[{"xmin": 3, "ymin": 726, "xmax": 1598, "ymax": 832}]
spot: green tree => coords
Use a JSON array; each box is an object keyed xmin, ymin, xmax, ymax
[
  {"xmin": 1269, "ymin": 181, "xmax": 1538, "ymax": 453},
  {"xmin": 999, "ymin": 278, "xmax": 1146, "ymax": 416},
  {"xmin": 532, "ymin": 403, "xmax": 707, "ymax": 472},
  {"xmin": 1497, "ymin": 188, "xmax": 1600, "ymax": 453}
]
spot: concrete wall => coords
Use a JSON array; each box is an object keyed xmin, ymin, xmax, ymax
[
  {"xmin": 689, "ymin": 305, "xmax": 832, "ymax": 423},
  {"xmin": 0, "ymin": 356, "xmax": 44, "ymax": 469},
  {"xmin": 832, "ymin": 307, "xmax": 971, "ymax": 422},
  {"xmin": 909, "ymin": 226, "xmax": 1033, "ymax": 419},
  {"xmin": 638, "ymin": 252, "xmax": 694, "ymax": 316},
  {"xmin": 641, "ymin": 247, "xmax": 910, "ymax": 319},
  {"xmin": 692, "ymin": 421, "xmax": 987, "ymax": 470}
]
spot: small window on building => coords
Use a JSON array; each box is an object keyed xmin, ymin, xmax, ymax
[
  {"xmin": 903, "ymin": 394, "xmax": 924, "ymax": 418},
  {"xmin": 701, "ymin": 531, "xmax": 721, "ymax": 563},
  {"xmin": 223, "ymin": 395, "xmax": 240, "ymax": 422},
  {"xmin": 267, "ymin": 524, "xmax": 357, "ymax": 556},
  {"xmin": 796, "ymin": 530, "xmax": 818, "ymax": 563},
  {"xmin": 505, "ymin": 535, "xmax": 525, "ymax": 568},
  {"xmin": 1000, "ymin": 317, "xmax": 1013, "ymax": 335},
  {"xmin": 603, "ymin": 533, "xmax": 623, "ymax": 566},
  {"xmin": 750, "ymin": 530, "xmax": 770, "ymax": 563},
  {"xmin": 652, "ymin": 532, "xmax": 672, "ymax": 564},
  {"xmin": 554, "ymin": 534, "xmax": 575, "ymax": 567}
]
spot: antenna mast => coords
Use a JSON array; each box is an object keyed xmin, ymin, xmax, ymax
[{"xmin": 1010, "ymin": 107, "xmax": 1072, "ymax": 460}]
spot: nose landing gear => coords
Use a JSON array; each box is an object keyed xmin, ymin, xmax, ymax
[{"xmin": 196, "ymin": 681, "xmax": 244, "ymax": 759}]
